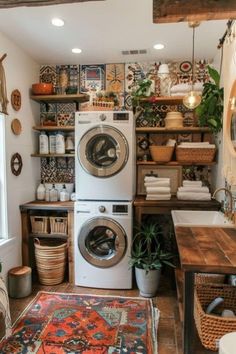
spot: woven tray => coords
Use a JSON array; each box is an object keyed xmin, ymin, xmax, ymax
[
  {"xmin": 195, "ymin": 273, "xmax": 225, "ymax": 285},
  {"xmin": 194, "ymin": 283, "xmax": 236, "ymax": 351},
  {"xmin": 176, "ymin": 147, "xmax": 216, "ymax": 163}
]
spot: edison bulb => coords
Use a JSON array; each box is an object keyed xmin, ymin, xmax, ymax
[{"xmin": 183, "ymin": 91, "xmax": 201, "ymax": 109}]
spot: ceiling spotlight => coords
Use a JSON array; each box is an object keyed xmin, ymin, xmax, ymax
[
  {"xmin": 72, "ymin": 48, "xmax": 82, "ymax": 54},
  {"xmin": 153, "ymin": 43, "xmax": 164, "ymax": 50},
  {"xmin": 51, "ymin": 18, "xmax": 64, "ymax": 27}
]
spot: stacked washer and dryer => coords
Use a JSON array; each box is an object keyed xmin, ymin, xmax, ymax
[{"xmin": 74, "ymin": 110, "xmax": 135, "ymax": 289}]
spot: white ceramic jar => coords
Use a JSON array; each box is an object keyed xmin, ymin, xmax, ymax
[{"xmin": 165, "ymin": 111, "xmax": 183, "ymax": 128}]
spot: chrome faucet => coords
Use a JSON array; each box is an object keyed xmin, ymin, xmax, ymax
[{"xmin": 212, "ymin": 187, "xmax": 234, "ymax": 220}]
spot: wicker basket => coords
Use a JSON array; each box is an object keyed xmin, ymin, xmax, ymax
[
  {"xmin": 194, "ymin": 283, "xmax": 236, "ymax": 351},
  {"xmin": 195, "ymin": 273, "xmax": 225, "ymax": 285},
  {"xmin": 34, "ymin": 238, "xmax": 67, "ymax": 285},
  {"xmin": 149, "ymin": 145, "xmax": 174, "ymax": 163},
  {"xmin": 50, "ymin": 217, "xmax": 68, "ymax": 235},
  {"xmin": 176, "ymin": 147, "xmax": 216, "ymax": 164},
  {"xmin": 30, "ymin": 216, "xmax": 49, "ymax": 234}
]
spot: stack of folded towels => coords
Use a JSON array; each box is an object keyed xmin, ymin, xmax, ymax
[
  {"xmin": 177, "ymin": 180, "xmax": 211, "ymax": 201},
  {"xmin": 170, "ymin": 82, "xmax": 203, "ymax": 96},
  {"xmin": 144, "ymin": 176, "xmax": 171, "ymax": 200}
]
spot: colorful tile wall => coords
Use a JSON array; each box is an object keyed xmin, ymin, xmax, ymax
[{"xmin": 80, "ymin": 64, "xmax": 105, "ymax": 93}]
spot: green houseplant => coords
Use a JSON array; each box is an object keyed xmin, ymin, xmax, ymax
[
  {"xmin": 196, "ymin": 65, "xmax": 224, "ymax": 134},
  {"xmin": 130, "ymin": 222, "xmax": 175, "ymax": 297}
]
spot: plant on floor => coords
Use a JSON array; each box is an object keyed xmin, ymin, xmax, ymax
[{"xmin": 195, "ymin": 65, "xmax": 224, "ymax": 134}]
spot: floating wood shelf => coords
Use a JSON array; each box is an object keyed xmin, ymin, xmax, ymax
[
  {"xmin": 31, "ymin": 93, "xmax": 89, "ymax": 104},
  {"xmin": 33, "ymin": 126, "xmax": 75, "ymax": 132},
  {"xmin": 136, "ymin": 126, "xmax": 211, "ymax": 133},
  {"xmin": 175, "ymin": 268, "xmax": 184, "ymax": 323},
  {"xmin": 139, "ymin": 96, "xmax": 184, "ymax": 105},
  {"xmin": 137, "ymin": 161, "xmax": 216, "ymax": 166},
  {"xmin": 31, "ymin": 153, "xmax": 75, "ymax": 158},
  {"xmin": 29, "ymin": 233, "xmax": 68, "ymax": 240}
]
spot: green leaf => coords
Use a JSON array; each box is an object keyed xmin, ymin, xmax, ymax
[{"xmin": 207, "ymin": 65, "xmax": 220, "ymax": 87}]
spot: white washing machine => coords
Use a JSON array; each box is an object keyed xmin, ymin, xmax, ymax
[
  {"xmin": 75, "ymin": 110, "xmax": 135, "ymax": 201},
  {"xmin": 74, "ymin": 201, "xmax": 132, "ymax": 289}
]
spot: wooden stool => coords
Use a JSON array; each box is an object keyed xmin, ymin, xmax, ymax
[{"xmin": 8, "ymin": 266, "xmax": 32, "ymax": 298}]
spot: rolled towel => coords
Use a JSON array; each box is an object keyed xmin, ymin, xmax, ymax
[
  {"xmin": 183, "ymin": 180, "xmax": 202, "ymax": 187},
  {"xmin": 178, "ymin": 186, "xmax": 209, "ymax": 193},
  {"xmin": 144, "ymin": 181, "xmax": 170, "ymax": 187},
  {"xmin": 177, "ymin": 192, "xmax": 211, "ymax": 201},
  {"xmin": 146, "ymin": 187, "xmax": 171, "ymax": 194},
  {"xmin": 146, "ymin": 194, "xmax": 171, "ymax": 200}
]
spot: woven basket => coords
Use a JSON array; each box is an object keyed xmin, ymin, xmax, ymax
[
  {"xmin": 194, "ymin": 283, "xmax": 236, "ymax": 351},
  {"xmin": 30, "ymin": 216, "xmax": 49, "ymax": 234},
  {"xmin": 34, "ymin": 238, "xmax": 67, "ymax": 285},
  {"xmin": 176, "ymin": 147, "xmax": 216, "ymax": 164},
  {"xmin": 50, "ymin": 217, "xmax": 68, "ymax": 235},
  {"xmin": 195, "ymin": 273, "xmax": 225, "ymax": 285},
  {"xmin": 149, "ymin": 145, "xmax": 174, "ymax": 163}
]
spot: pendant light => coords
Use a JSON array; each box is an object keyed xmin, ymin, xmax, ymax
[{"xmin": 183, "ymin": 21, "xmax": 202, "ymax": 109}]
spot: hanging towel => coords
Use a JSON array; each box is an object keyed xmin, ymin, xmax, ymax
[
  {"xmin": 183, "ymin": 180, "xmax": 202, "ymax": 187},
  {"xmin": 177, "ymin": 192, "xmax": 211, "ymax": 201},
  {"xmin": 146, "ymin": 194, "xmax": 171, "ymax": 200},
  {"xmin": 146, "ymin": 187, "xmax": 171, "ymax": 194},
  {"xmin": 0, "ymin": 277, "xmax": 11, "ymax": 337},
  {"xmin": 178, "ymin": 186, "xmax": 209, "ymax": 193}
]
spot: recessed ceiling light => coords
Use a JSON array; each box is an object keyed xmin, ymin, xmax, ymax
[
  {"xmin": 72, "ymin": 48, "xmax": 82, "ymax": 54},
  {"xmin": 51, "ymin": 18, "xmax": 64, "ymax": 27},
  {"xmin": 153, "ymin": 43, "xmax": 165, "ymax": 50}
]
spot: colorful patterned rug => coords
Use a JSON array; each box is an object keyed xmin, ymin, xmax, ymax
[{"xmin": 0, "ymin": 291, "xmax": 159, "ymax": 353}]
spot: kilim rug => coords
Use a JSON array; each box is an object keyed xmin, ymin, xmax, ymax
[{"xmin": 0, "ymin": 291, "xmax": 159, "ymax": 353}]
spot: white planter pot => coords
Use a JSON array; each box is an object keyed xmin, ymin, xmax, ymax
[{"xmin": 135, "ymin": 267, "xmax": 161, "ymax": 298}]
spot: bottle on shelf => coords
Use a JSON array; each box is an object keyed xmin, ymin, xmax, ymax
[
  {"xmin": 36, "ymin": 180, "xmax": 45, "ymax": 200},
  {"xmin": 39, "ymin": 131, "xmax": 49, "ymax": 154},
  {"xmin": 45, "ymin": 186, "xmax": 50, "ymax": 202},
  {"xmin": 49, "ymin": 184, "xmax": 58, "ymax": 202},
  {"xmin": 59, "ymin": 184, "xmax": 70, "ymax": 202},
  {"xmin": 56, "ymin": 131, "xmax": 65, "ymax": 154},
  {"xmin": 49, "ymin": 132, "xmax": 56, "ymax": 154}
]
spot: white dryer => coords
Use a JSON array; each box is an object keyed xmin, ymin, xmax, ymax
[
  {"xmin": 75, "ymin": 111, "xmax": 135, "ymax": 201},
  {"xmin": 74, "ymin": 201, "xmax": 132, "ymax": 289}
]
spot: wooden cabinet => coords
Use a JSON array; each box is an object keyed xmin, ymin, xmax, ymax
[{"xmin": 20, "ymin": 201, "xmax": 75, "ymax": 284}]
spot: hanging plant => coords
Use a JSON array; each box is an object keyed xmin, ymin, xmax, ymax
[{"xmin": 196, "ymin": 65, "xmax": 224, "ymax": 134}]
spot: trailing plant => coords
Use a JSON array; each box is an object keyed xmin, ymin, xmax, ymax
[
  {"xmin": 129, "ymin": 222, "xmax": 175, "ymax": 273},
  {"xmin": 131, "ymin": 78, "xmax": 153, "ymax": 107},
  {"xmin": 196, "ymin": 65, "xmax": 224, "ymax": 134}
]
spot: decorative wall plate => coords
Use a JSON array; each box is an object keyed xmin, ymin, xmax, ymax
[
  {"xmin": 11, "ymin": 153, "xmax": 23, "ymax": 176},
  {"xmin": 11, "ymin": 89, "xmax": 21, "ymax": 111},
  {"xmin": 11, "ymin": 118, "xmax": 22, "ymax": 135}
]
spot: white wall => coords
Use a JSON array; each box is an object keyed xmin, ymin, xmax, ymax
[{"xmin": 0, "ymin": 31, "xmax": 40, "ymax": 281}]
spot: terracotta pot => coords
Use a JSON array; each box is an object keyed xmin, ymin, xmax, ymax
[{"xmin": 32, "ymin": 83, "xmax": 53, "ymax": 95}]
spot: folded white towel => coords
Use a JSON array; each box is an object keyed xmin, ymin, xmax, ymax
[
  {"xmin": 170, "ymin": 83, "xmax": 204, "ymax": 93},
  {"xmin": 146, "ymin": 186, "xmax": 171, "ymax": 194},
  {"xmin": 178, "ymin": 144, "xmax": 215, "ymax": 149},
  {"xmin": 144, "ymin": 182, "xmax": 170, "ymax": 188},
  {"xmin": 144, "ymin": 176, "xmax": 170, "ymax": 182},
  {"xmin": 146, "ymin": 194, "xmax": 171, "ymax": 200},
  {"xmin": 177, "ymin": 192, "xmax": 211, "ymax": 201},
  {"xmin": 183, "ymin": 180, "xmax": 202, "ymax": 187},
  {"xmin": 178, "ymin": 186, "xmax": 209, "ymax": 193},
  {"xmin": 180, "ymin": 142, "xmax": 210, "ymax": 146}
]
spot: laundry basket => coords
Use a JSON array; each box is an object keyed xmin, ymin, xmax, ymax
[{"xmin": 34, "ymin": 238, "xmax": 67, "ymax": 285}]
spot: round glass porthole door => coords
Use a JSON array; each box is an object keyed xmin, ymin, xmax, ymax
[
  {"xmin": 78, "ymin": 217, "xmax": 127, "ymax": 268},
  {"xmin": 78, "ymin": 125, "xmax": 129, "ymax": 177}
]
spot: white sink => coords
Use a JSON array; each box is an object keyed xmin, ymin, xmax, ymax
[{"xmin": 171, "ymin": 210, "xmax": 235, "ymax": 228}]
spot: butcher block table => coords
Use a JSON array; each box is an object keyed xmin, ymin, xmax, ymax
[{"xmin": 174, "ymin": 226, "xmax": 236, "ymax": 354}]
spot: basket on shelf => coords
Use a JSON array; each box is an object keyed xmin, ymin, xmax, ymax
[
  {"xmin": 30, "ymin": 216, "xmax": 49, "ymax": 234},
  {"xmin": 34, "ymin": 238, "xmax": 67, "ymax": 285},
  {"xmin": 194, "ymin": 283, "xmax": 236, "ymax": 351},
  {"xmin": 149, "ymin": 145, "xmax": 174, "ymax": 163},
  {"xmin": 50, "ymin": 216, "xmax": 68, "ymax": 235},
  {"xmin": 176, "ymin": 147, "xmax": 216, "ymax": 164},
  {"xmin": 195, "ymin": 273, "xmax": 226, "ymax": 285}
]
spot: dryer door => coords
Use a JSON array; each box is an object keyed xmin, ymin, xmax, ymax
[
  {"xmin": 78, "ymin": 217, "xmax": 127, "ymax": 268},
  {"xmin": 78, "ymin": 125, "xmax": 129, "ymax": 177}
]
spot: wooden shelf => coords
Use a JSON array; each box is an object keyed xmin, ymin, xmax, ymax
[
  {"xmin": 136, "ymin": 127, "xmax": 211, "ymax": 133},
  {"xmin": 137, "ymin": 161, "xmax": 216, "ymax": 166},
  {"xmin": 175, "ymin": 268, "xmax": 184, "ymax": 323},
  {"xmin": 30, "ymin": 93, "xmax": 89, "ymax": 104},
  {"xmin": 29, "ymin": 233, "xmax": 68, "ymax": 239},
  {"xmin": 139, "ymin": 95, "xmax": 184, "ymax": 105},
  {"xmin": 33, "ymin": 126, "xmax": 74, "ymax": 132},
  {"xmin": 31, "ymin": 153, "xmax": 75, "ymax": 157}
]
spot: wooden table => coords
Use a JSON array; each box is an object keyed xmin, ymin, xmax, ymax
[
  {"xmin": 133, "ymin": 196, "xmax": 220, "ymax": 224},
  {"xmin": 174, "ymin": 226, "xmax": 236, "ymax": 354}
]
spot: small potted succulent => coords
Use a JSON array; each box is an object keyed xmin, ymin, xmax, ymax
[{"xmin": 129, "ymin": 222, "xmax": 175, "ymax": 297}]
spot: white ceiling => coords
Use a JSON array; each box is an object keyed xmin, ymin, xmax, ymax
[{"xmin": 0, "ymin": 0, "xmax": 227, "ymax": 65}]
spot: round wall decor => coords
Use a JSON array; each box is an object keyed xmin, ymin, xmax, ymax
[
  {"xmin": 11, "ymin": 89, "xmax": 21, "ymax": 111},
  {"xmin": 11, "ymin": 118, "xmax": 22, "ymax": 135},
  {"xmin": 11, "ymin": 153, "xmax": 23, "ymax": 176}
]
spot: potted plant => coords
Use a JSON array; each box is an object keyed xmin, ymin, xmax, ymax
[
  {"xmin": 129, "ymin": 222, "xmax": 175, "ymax": 297},
  {"xmin": 196, "ymin": 65, "xmax": 224, "ymax": 134},
  {"xmin": 131, "ymin": 78, "xmax": 153, "ymax": 107}
]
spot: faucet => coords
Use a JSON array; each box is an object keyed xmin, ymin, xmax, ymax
[{"xmin": 212, "ymin": 187, "xmax": 234, "ymax": 220}]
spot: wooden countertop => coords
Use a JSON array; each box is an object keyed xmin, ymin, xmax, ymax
[
  {"xmin": 175, "ymin": 226, "xmax": 236, "ymax": 274},
  {"xmin": 20, "ymin": 200, "xmax": 74, "ymax": 211},
  {"xmin": 134, "ymin": 196, "xmax": 220, "ymax": 209}
]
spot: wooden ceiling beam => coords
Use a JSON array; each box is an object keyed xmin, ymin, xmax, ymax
[
  {"xmin": 0, "ymin": 0, "xmax": 103, "ymax": 8},
  {"xmin": 153, "ymin": 0, "xmax": 236, "ymax": 23}
]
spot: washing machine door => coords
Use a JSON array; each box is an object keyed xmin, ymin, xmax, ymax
[
  {"xmin": 78, "ymin": 217, "xmax": 127, "ymax": 268},
  {"xmin": 78, "ymin": 125, "xmax": 129, "ymax": 177}
]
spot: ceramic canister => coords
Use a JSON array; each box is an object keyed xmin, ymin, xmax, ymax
[{"xmin": 165, "ymin": 111, "xmax": 184, "ymax": 128}]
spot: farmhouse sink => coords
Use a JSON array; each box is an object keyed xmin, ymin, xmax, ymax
[{"xmin": 171, "ymin": 210, "xmax": 235, "ymax": 228}]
